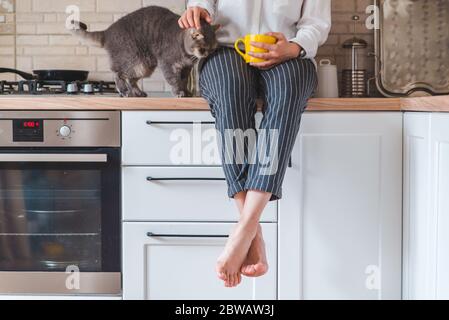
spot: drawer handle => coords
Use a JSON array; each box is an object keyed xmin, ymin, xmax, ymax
[
  {"xmin": 147, "ymin": 232, "xmax": 229, "ymax": 239},
  {"xmin": 146, "ymin": 121, "xmax": 216, "ymax": 125},
  {"xmin": 147, "ymin": 177, "xmax": 226, "ymax": 182}
]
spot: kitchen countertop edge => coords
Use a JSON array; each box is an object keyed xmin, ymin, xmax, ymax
[{"xmin": 0, "ymin": 96, "xmax": 447, "ymax": 112}]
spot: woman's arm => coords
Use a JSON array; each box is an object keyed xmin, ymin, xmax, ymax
[
  {"xmin": 249, "ymin": 0, "xmax": 332, "ymax": 69},
  {"xmin": 290, "ymin": 0, "xmax": 332, "ymax": 59},
  {"xmin": 248, "ymin": 32, "xmax": 303, "ymax": 69}
]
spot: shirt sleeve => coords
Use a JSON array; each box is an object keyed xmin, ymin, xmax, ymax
[
  {"xmin": 187, "ymin": 0, "xmax": 216, "ymax": 18},
  {"xmin": 290, "ymin": 0, "xmax": 332, "ymax": 59}
]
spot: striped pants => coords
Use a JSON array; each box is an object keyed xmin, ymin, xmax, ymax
[{"xmin": 199, "ymin": 47, "xmax": 317, "ymax": 201}]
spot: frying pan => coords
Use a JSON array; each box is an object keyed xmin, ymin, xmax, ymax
[{"xmin": 0, "ymin": 68, "xmax": 89, "ymax": 82}]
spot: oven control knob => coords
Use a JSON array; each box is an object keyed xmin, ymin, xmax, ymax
[{"xmin": 59, "ymin": 125, "xmax": 71, "ymax": 137}]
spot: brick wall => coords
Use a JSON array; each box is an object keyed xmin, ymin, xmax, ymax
[
  {"xmin": 318, "ymin": 0, "xmax": 375, "ymax": 77},
  {"xmin": 0, "ymin": 0, "xmax": 16, "ymax": 81},
  {"xmin": 0, "ymin": 0, "xmax": 375, "ymax": 91}
]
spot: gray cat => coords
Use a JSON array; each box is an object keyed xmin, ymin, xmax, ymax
[{"xmin": 71, "ymin": 6, "xmax": 219, "ymax": 97}]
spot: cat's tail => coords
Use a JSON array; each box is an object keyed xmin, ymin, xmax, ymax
[{"xmin": 70, "ymin": 21, "xmax": 105, "ymax": 48}]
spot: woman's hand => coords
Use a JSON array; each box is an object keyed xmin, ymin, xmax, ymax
[
  {"xmin": 178, "ymin": 6, "xmax": 212, "ymax": 29},
  {"xmin": 248, "ymin": 32, "xmax": 302, "ymax": 69}
]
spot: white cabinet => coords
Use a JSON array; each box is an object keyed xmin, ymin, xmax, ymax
[
  {"xmin": 123, "ymin": 222, "xmax": 278, "ymax": 300},
  {"xmin": 121, "ymin": 110, "xmax": 406, "ymax": 300},
  {"xmin": 122, "ymin": 111, "xmax": 278, "ymax": 300},
  {"xmin": 280, "ymin": 112, "xmax": 403, "ymax": 300},
  {"xmin": 403, "ymin": 112, "xmax": 449, "ymax": 300}
]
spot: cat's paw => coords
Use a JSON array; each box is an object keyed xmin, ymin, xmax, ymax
[
  {"xmin": 176, "ymin": 91, "xmax": 192, "ymax": 98},
  {"xmin": 116, "ymin": 89, "xmax": 129, "ymax": 97},
  {"xmin": 132, "ymin": 90, "xmax": 148, "ymax": 98},
  {"xmin": 126, "ymin": 90, "xmax": 148, "ymax": 98}
]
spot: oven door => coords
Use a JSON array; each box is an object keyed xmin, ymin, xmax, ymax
[{"xmin": 0, "ymin": 148, "xmax": 120, "ymax": 295}]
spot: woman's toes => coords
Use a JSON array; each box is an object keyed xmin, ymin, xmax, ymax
[
  {"xmin": 232, "ymin": 273, "xmax": 242, "ymax": 287},
  {"xmin": 241, "ymin": 265, "xmax": 247, "ymax": 275},
  {"xmin": 255, "ymin": 262, "xmax": 268, "ymax": 275},
  {"xmin": 248, "ymin": 265, "xmax": 257, "ymax": 275},
  {"xmin": 223, "ymin": 274, "xmax": 232, "ymax": 288},
  {"xmin": 236, "ymin": 273, "xmax": 242, "ymax": 286},
  {"xmin": 225, "ymin": 272, "xmax": 231, "ymax": 284},
  {"xmin": 229, "ymin": 274, "xmax": 236, "ymax": 287},
  {"xmin": 241, "ymin": 263, "xmax": 269, "ymax": 277},
  {"xmin": 216, "ymin": 262, "xmax": 227, "ymax": 280},
  {"xmin": 241, "ymin": 264, "xmax": 255, "ymax": 276},
  {"xmin": 218, "ymin": 271, "xmax": 227, "ymax": 281},
  {"xmin": 232, "ymin": 274, "xmax": 238, "ymax": 287}
]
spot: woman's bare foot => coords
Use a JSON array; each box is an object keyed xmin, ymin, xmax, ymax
[
  {"xmin": 240, "ymin": 226, "xmax": 269, "ymax": 277},
  {"xmin": 216, "ymin": 221, "xmax": 258, "ymax": 287}
]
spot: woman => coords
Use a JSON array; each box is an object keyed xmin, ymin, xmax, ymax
[{"xmin": 179, "ymin": 0, "xmax": 331, "ymax": 288}]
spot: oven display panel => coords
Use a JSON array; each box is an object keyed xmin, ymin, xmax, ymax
[{"xmin": 13, "ymin": 119, "xmax": 44, "ymax": 142}]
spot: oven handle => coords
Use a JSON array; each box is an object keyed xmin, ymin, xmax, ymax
[{"xmin": 0, "ymin": 153, "xmax": 108, "ymax": 163}]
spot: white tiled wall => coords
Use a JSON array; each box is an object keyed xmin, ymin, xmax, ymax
[{"xmin": 1, "ymin": 0, "xmax": 375, "ymax": 91}]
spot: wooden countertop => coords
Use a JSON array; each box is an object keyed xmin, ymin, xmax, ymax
[{"xmin": 0, "ymin": 95, "xmax": 447, "ymax": 112}]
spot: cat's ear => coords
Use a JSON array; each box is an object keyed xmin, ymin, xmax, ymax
[
  {"xmin": 212, "ymin": 24, "xmax": 221, "ymax": 33},
  {"xmin": 191, "ymin": 30, "xmax": 205, "ymax": 40}
]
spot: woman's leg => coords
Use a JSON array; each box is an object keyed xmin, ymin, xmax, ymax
[
  {"xmin": 216, "ymin": 190, "xmax": 271, "ymax": 286},
  {"xmin": 200, "ymin": 47, "xmax": 258, "ymax": 202},
  {"xmin": 232, "ymin": 58, "xmax": 316, "ymax": 283},
  {"xmin": 234, "ymin": 191, "xmax": 269, "ymax": 278},
  {"xmin": 200, "ymin": 47, "xmax": 259, "ymax": 287},
  {"xmin": 245, "ymin": 58, "xmax": 317, "ymax": 201}
]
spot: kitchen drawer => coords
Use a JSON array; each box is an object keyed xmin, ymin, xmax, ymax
[
  {"xmin": 122, "ymin": 111, "xmax": 220, "ymax": 166},
  {"xmin": 122, "ymin": 111, "xmax": 265, "ymax": 166},
  {"xmin": 122, "ymin": 167, "xmax": 278, "ymax": 222},
  {"xmin": 123, "ymin": 222, "xmax": 277, "ymax": 300}
]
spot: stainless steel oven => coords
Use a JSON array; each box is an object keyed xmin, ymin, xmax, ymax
[{"xmin": 0, "ymin": 111, "xmax": 121, "ymax": 295}]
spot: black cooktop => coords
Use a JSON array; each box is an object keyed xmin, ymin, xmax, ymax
[{"xmin": 0, "ymin": 80, "xmax": 117, "ymax": 95}]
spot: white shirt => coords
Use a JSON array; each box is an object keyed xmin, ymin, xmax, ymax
[{"xmin": 187, "ymin": 0, "xmax": 332, "ymax": 59}]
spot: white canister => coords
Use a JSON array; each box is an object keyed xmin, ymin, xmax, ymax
[{"xmin": 315, "ymin": 59, "xmax": 339, "ymax": 98}]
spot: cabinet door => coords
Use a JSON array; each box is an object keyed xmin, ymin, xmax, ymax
[
  {"xmin": 279, "ymin": 112, "xmax": 403, "ymax": 300},
  {"xmin": 123, "ymin": 222, "xmax": 277, "ymax": 300},
  {"xmin": 403, "ymin": 112, "xmax": 449, "ymax": 300},
  {"xmin": 403, "ymin": 112, "xmax": 432, "ymax": 299},
  {"xmin": 431, "ymin": 113, "xmax": 449, "ymax": 299}
]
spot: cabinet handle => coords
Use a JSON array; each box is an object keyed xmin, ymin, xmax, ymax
[
  {"xmin": 147, "ymin": 232, "xmax": 228, "ymax": 238},
  {"xmin": 288, "ymin": 156, "xmax": 292, "ymax": 168},
  {"xmin": 147, "ymin": 121, "xmax": 216, "ymax": 125},
  {"xmin": 147, "ymin": 177, "xmax": 226, "ymax": 182}
]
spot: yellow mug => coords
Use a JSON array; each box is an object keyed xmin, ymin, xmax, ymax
[{"xmin": 234, "ymin": 34, "xmax": 277, "ymax": 63}]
